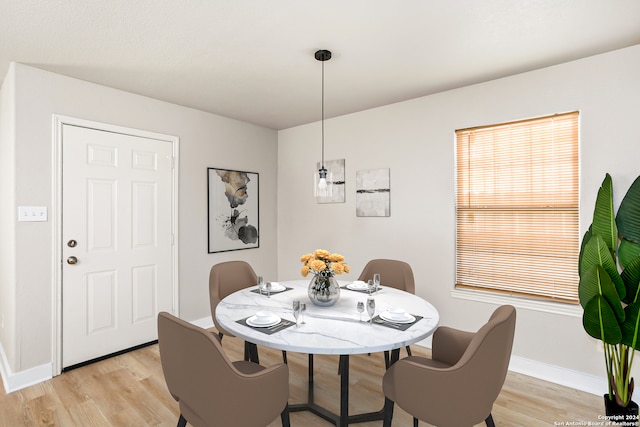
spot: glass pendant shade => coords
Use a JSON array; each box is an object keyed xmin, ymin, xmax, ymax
[{"xmin": 314, "ymin": 166, "xmax": 333, "ymax": 198}]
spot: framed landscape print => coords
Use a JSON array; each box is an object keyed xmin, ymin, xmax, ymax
[
  {"xmin": 356, "ymin": 168, "xmax": 390, "ymax": 217},
  {"xmin": 207, "ymin": 168, "xmax": 259, "ymax": 253}
]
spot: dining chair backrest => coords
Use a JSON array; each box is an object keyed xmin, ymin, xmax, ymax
[
  {"xmin": 358, "ymin": 259, "xmax": 415, "ymax": 294},
  {"xmin": 382, "ymin": 305, "xmax": 516, "ymax": 427},
  {"xmin": 157, "ymin": 312, "xmax": 289, "ymax": 427},
  {"xmin": 209, "ymin": 260, "xmax": 258, "ymax": 336},
  {"xmin": 446, "ymin": 304, "xmax": 516, "ymax": 405}
]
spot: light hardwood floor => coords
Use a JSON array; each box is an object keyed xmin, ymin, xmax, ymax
[{"xmin": 0, "ymin": 333, "xmax": 602, "ymax": 426}]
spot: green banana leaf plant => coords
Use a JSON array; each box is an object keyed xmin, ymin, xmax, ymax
[{"xmin": 579, "ymin": 173, "xmax": 640, "ymax": 408}]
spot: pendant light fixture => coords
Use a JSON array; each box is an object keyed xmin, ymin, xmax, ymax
[{"xmin": 314, "ymin": 49, "xmax": 332, "ymax": 198}]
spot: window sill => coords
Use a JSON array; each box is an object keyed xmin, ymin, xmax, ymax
[{"xmin": 450, "ymin": 288, "xmax": 582, "ymax": 317}]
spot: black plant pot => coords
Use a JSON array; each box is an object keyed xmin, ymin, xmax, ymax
[{"xmin": 604, "ymin": 394, "xmax": 639, "ymax": 419}]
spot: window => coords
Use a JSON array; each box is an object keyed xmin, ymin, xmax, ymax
[{"xmin": 455, "ymin": 112, "xmax": 579, "ymax": 304}]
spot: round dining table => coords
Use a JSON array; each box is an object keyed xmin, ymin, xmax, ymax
[{"xmin": 215, "ymin": 279, "xmax": 440, "ymax": 427}]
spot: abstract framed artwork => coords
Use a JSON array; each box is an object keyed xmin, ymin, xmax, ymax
[
  {"xmin": 207, "ymin": 168, "xmax": 259, "ymax": 253},
  {"xmin": 356, "ymin": 168, "xmax": 390, "ymax": 217},
  {"xmin": 316, "ymin": 158, "xmax": 346, "ymax": 204}
]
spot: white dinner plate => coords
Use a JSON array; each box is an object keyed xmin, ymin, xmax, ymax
[
  {"xmin": 380, "ymin": 311, "xmax": 416, "ymax": 324},
  {"xmin": 246, "ymin": 315, "xmax": 281, "ymax": 328},
  {"xmin": 347, "ymin": 281, "xmax": 369, "ymax": 291},
  {"xmin": 268, "ymin": 282, "xmax": 287, "ymax": 292}
]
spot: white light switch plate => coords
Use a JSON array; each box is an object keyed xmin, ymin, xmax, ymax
[{"xmin": 18, "ymin": 206, "xmax": 48, "ymax": 222}]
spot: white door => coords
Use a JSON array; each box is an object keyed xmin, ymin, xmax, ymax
[{"xmin": 62, "ymin": 124, "xmax": 175, "ymax": 368}]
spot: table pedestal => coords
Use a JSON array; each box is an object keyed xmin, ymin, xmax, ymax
[{"xmin": 289, "ymin": 349, "xmax": 401, "ymax": 427}]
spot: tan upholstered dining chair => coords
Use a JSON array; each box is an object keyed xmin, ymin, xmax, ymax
[
  {"xmin": 209, "ymin": 260, "xmax": 261, "ymax": 362},
  {"xmin": 209, "ymin": 260, "xmax": 287, "ymax": 363},
  {"xmin": 209, "ymin": 260, "xmax": 258, "ymax": 340},
  {"xmin": 382, "ymin": 305, "xmax": 516, "ymax": 427},
  {"xmin": 358, "ymin": 258, "xmax": 415, "ymax": 294},
  {"xmin": 157, "ymin": 312, "xmax": 290, "ymax": 427},
  {"xmin": 358, "ymin": 258, "xmax": 416, "ymax": 363}
]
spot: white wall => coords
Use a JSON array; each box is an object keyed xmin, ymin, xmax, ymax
[
  {"xmin": 0, "ymin": 63, "xmax": 278, "ymax": 380},
  {"xmin": 277, "ymin": 45, "xmax": 640, "ymax": 391},
  {"xmin": 0, "ymin": 64, "xmax": 17, "ymax": 371}
]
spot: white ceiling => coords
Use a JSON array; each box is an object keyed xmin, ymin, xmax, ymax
[{"xmin": 2, "ymin": 0, "xmax": 639, "ymax": 130}]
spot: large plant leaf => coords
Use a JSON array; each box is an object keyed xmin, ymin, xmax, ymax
[
  {"xmin": 583, "ymin": 295, "xmax": 622, "ymax": 344},
  {"xmin": 617, "ymin": 175, "xmax": 640, "ymax": 245},
  {"xmin": 622, "ymin": 302, "xmax": 640, "ymax": 350},
  {"xmin": 579, "ymin": 227, "xmax": 592, "ymax": 278},
  {"xmin": 592, "ymin": 174, "xmax": 617, "ymax": 252},
  {"xmin": 621, "ymin": 255, "xmax": 640, "ymax": 304},
  {"xmin": 579, "ymin": 264, "xmax": 624, "ymax": 322},
  {"xmin": 581, "ymin": 234, "xmax": 626, "ymax": 299},
  {"xmin": 620, "ymin": 238, "xmax": 640, "ymax": 270}
]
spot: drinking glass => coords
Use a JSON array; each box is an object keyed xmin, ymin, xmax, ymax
[
  {"xmin": 366, "ymin": 296, "xmax": 376, "ymax": 325},
  {"xmin": 257, "ymin": 276, "xmax": 264, "ymax": 296},
  {"xmin": 367, "ymin": 279, "xmax": 374, "ymax": 295},
  {"xmin": 292, "ymin": 300, "xmax": 301, "ymax": 327},
  {"xmin": 373, "ymin": 273, "xmax": 381, "ymax": 293},
  {"xmin": 265, "ymin": 281, "xmax": 272, "ymax": 298},
  {"xmin": 301, "ymin": 303, "xmax": 307, "ymax": 324},
  {"xmin": 357, "ymin": 301, "xmax": 365, "ymax": 322}
]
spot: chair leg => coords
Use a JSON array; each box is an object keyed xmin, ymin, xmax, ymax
[
  {"xmin": 413, "ymin": 416, "xmax": 418, "ymax": 427},
  {"xmin": 485, "ymin": 413, "xmax": 496, "ymax": 427},
  {"xmin": 406, "ymin": 345, "xmax": 412, "ymax": 356},
  {"xmin": 280, "ymin": 404, "xmax": 291, "ymax": 427},
  {"xmin": 383, "ymin": 397, "xmax": 394, "ymax": 427},
  {"xmin": 177, "ymin": 414, "xmax": 187, "ymax": 427},
  {"xmin": 282, "ymin": 350, "xmax": 288, "ymax": 364},
  {"xmin": 244, "ymin": 341, "xmax": 259, "ymax": 363}
]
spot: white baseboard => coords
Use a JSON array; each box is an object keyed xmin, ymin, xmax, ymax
[
  {"xmin": 508, "ymin": 355, "xmax": 605, "ymax": 396},
  {"xmin": 0, "ymin": 341, "xmax": 52, "ymax": 393}
]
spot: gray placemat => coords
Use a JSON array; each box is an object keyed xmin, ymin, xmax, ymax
[
  {"xmin": 236, "ymin": 317, "xmax": 296, "ymax": 335},
  {"xmin": 372, "ymin": 315, "xmax": 422, "ymax": 331}
]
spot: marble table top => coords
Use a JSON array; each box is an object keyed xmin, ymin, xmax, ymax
[{"xmin": 215, "ymin": 279, "xmax": 440, "ymax": 355}]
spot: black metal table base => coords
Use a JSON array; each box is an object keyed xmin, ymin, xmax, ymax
[{"xmin": 289, "ymin": 349, "xmax": 401, "ymax": 426}]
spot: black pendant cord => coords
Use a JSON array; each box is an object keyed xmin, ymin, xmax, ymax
[
  {"xmin": 321, "ymin": 57, "xmax": 325, "ymax": 169},
  {"xmin": 315, "ymin": 49, "xmax": 331, "ymax": 182}
]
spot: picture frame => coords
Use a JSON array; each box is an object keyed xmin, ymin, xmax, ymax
[
  {"xmin": 207, "ymin": 167, "xmax": 260, "ymax": 253},
  {"xmin": 356, "ymin": 168, "xmax": 390, "ymax": 217}
]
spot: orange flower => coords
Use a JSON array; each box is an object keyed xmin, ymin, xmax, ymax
[
  {"xmin": 332, "ymin": 262, "xmax": 345, "ymax": 274},
  {"xmin": 328, "ymin": 253, "xmax": 345, "ymax": 263},
  {"xmin": 309, "ymin": 259, "xmax": 327, "ymax": 272},
  {"xmin": 301, "ymin": 265, "xmax": 310, "ymax": 277},
  {"xmin": 314, "ymin": 249, "xmax": 330, "ymax": 259}
]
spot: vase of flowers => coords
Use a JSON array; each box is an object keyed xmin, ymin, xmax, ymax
[{"xmin": 301, "ymin": 249, "xmax": 350, "ymax": 307}]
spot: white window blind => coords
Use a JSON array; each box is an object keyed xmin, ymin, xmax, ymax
[{"xmin": 455, "ymin": 112, "xmax": 579, "ymax": 304}]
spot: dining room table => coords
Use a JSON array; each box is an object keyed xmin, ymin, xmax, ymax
[{"xmin": 215, "ymin": 279, "xmax": 440, "ymax": 427}]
